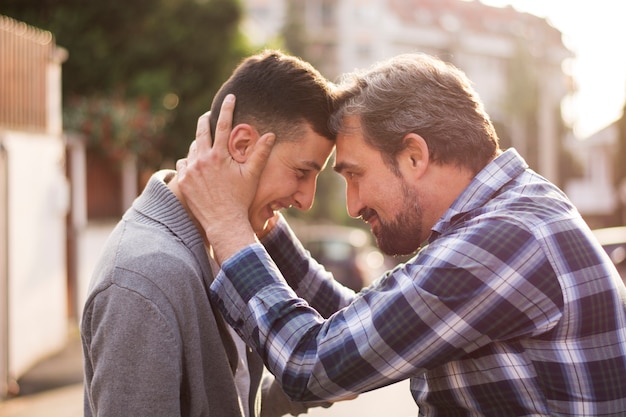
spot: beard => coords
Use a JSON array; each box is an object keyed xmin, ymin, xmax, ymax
[{"xmin": 363, "ymin": 182, "xmax": 423, "ymax": 256}]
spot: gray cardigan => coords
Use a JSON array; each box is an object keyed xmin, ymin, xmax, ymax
[{"xmin": 81, "ymin": 171, "xmax": 304, "ymax": 417}]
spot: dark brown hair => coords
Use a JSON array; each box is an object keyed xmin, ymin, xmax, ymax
[{"xmin": 210, "ymin": 50, "xmax": 336, "ymax": 144}]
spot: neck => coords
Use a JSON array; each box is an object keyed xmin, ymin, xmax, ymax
[
  {"xmin": 421, "ymin": 163, "xmax": 475, "ymax": 233},
  {"xmin": 168, "ymin": 174, "xmax": 210, "ymax": 247}
]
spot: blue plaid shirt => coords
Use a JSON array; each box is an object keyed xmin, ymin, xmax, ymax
[{"xmin": 211, "ymin": 149, "xmax": 626, "ymax": 416}]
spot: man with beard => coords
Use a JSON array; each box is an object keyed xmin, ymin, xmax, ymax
[{"xmin": 177, "ymin": 53, "xmax": 626, "ymax": 416}]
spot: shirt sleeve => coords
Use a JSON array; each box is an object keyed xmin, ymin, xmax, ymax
[
  {"xmin": 211, "ymin": 219, "xmax": 563, "ymax": 403},
  {"xmin": 260, "ymin": 371, "xmax": 332, "ymax": 417},
  {"xmin": 260, "ymin": 214, "xmax": 355, "ymax": 317},
  {"xmin": 83, "ymin": 284, "xmax": 183, "ymax": 417}
]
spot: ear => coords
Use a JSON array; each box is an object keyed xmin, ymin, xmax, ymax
[
  {"xmin": 397, "ymin": 133, "xmax": 429, "ymax": 179},
  {"xmin": 228, "ymin": 124, "xmax": 261, "ymax": 163}
]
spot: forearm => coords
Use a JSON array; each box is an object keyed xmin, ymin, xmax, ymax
[
  {"xmin": 210, "ymin": 245, "xmax": 401, "ymax": 402},
  {"xmin": 261, "ymin": 215, "xmax": 355, "ymax": 317}
]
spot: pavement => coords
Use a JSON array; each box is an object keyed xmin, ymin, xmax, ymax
[
  {"xmin": 0, "ymin": 327, "xmax": 84, "ymax": 417},
  {"xmin": 0, "ymin": 220, "xmax": 111, "ymax": 417}
]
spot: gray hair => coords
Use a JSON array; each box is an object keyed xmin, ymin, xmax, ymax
[{"xmin": 330, "ymin": 53, "xmax": 499, "ymax": 175}]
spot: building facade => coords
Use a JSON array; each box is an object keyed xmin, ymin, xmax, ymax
[
  {"xmin": 244, "ymin": 0, "xmax": 573, "ymax": 184},
  {"xmin": 565, "ymin": 121, "xmax": 625, "ymax": 228}
]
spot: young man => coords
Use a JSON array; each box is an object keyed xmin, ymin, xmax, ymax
[
  {"xmin": 81, "ymin": 50, "xmax": 336, "ymax": 417},
  {"xmin": 177, "ymin": 53, "xmax": 626, "ymax": 415}
]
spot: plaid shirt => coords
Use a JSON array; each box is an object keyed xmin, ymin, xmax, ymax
[{"xmin": 211, "ymin": 149, "xmax": 626, "ymax": 416}]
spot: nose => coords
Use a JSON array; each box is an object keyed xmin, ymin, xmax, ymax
[
  {"xmin": 345, "ymin": 183, "xmax": 364, "ymax": 218},
  {"xmin": 293, "ymin": 178, "xmax": 316, "ymax": 211}
]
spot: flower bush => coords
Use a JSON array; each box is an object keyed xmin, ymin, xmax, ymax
[{"xmin": 64, "ymin": 95, "xmax": 169, "ymax": 168}]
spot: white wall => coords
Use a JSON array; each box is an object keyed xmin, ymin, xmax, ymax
[{"xmin": 2, "ymin": 130, "xmax": 69, "ymax": 378}]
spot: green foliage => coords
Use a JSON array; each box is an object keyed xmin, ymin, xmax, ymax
[
  {"xmin": 279, "ymin": 2, "xmax": 350, "ymax": 225},
  {"xmin": 503, "ymin": 37, "xmax": 539, "ymax": 118},
  {"xmin": 615, "ymin": 104, "xmax": 626, "ymax": 188},
  {"xmin": 282, "ymin": 0, "xmax": 308, "ymax": 59},
  {"xmin": 552, "ymin": 100, "xmax": 582, "ymax": 188},
  {"xmin": 63, "ymin": 95, "xmax": 169, "ymax": 168},
  {"xmin": 503, "ymin": 36, "xmax": 540, "ymax": 170},
  {"xmin": 1, "ymin": 0, "xmax": 252, "ymax": 169}
]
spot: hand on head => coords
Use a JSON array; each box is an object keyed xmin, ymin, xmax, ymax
[{"xmin": 176, "ymin": 94, "xmax": 276, "ymax": 262}]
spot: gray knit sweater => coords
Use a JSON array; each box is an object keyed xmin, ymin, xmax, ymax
[{"xmin": 81, "ymin": 170, "xmax": 297, "ymax": 417}]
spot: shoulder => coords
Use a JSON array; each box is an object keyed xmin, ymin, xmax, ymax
[
  {"xmin": 415, "ymin": 217, "xmax": 552, "ymax": 293},
  {"xmin": 85, "ymin": 219, "xmax": 206, "ymax": 311}
]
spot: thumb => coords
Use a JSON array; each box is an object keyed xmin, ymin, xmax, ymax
[{"xmin": 247, "ymin": 133, "xmax": 275, "ymax": 176}]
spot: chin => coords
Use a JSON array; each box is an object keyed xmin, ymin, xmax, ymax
[{"xmin": 251, "ymin": 217, "xmax": 269, "ymax": 235}]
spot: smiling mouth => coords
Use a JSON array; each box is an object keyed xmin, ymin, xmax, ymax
[
  {"xmin": 271, "ymin": 202, "xmax": 293, "ymax": 212},
  {"xmin": 359, "ymin": 208, "xmax": 377, "ymax": 224},
  {"xmin": 266, "ymin": 203, "xmax": 290, "ymax": 219}
]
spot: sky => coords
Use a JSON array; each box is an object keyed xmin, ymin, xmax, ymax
[{"xmin": 480, "ymin": 0, "xmax": 626, "ymax": 139}]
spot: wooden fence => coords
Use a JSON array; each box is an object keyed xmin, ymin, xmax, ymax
[{"xmin": 0, "ymin": 15, "xmax": 55, "ymax": 131}]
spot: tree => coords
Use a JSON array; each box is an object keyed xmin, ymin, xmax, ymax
[
  {"xmin": 1, "ymin": 0, "xmax": 252, "ymax": 168},
  {"xmin": 502, "ymin": 35, "xmax": 540, "ymax": 170},
  {"xmin": 614, "ymin": 103, "xmax": 626, "ymax": 224},
  {"xmin": 282, "ymin": 0, "xmax": 308, "ymax": 59},
  {"xmin": 280, "ymin": 1, "xmax": 352, "ymax": 226}
]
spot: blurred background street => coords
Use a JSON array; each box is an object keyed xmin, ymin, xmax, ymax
[
  {"xmin": 0, "ymin": 221, "xmax": 113, "ymax": 417},
  {"xmin": 1, "ymin": 0, "xmax": 626, "ymax": 415}
]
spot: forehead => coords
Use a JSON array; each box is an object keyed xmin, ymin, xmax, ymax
[
  {"xmin": 335, "ymin": 115, "xmax": 364, "ymax": 146},
  {"xmin": 335, "ymin": 115, "xmax": 379, "ymax": 167},
  {"xmin": 275, "ymin": 123, "xmax": 334, "ymax": 167}
]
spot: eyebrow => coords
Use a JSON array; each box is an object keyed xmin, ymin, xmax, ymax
[
  {"xmin": 333, "ymin": 161, "xmax": 357, "ymax": 174},
  {"xmin": 303, "ymin": 160, "xmax": 323, "ymax": 172}
]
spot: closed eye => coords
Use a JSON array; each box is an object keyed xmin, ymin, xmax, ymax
[
  {"xmin": 333, "ymin": 161, "xmax": 360, "ymax": 180},
  {"xmin": 296, "ymin": 168, "xmax": 310, "ymax": 179},
  {"xmin": 296, "ymin": 160, "xmax": 323, "ymax": 179},
  {"xmin": 341, "ymin": 171, "xmax": 358, "ymax": 181}
]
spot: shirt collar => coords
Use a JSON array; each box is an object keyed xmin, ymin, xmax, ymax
[{"xmin": 430, "ymin": 148, "xmax": 528, "ymax": 240}]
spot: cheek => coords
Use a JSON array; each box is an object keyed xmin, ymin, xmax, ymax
[
  {"xmin": 254, "ymin": 172, "xmax": 297, "ymax": 205},
  {"xmin": 359, "ymin": 177, "xmax": 385, "ymax": 199},
  {"xmin": 370, "ymin": 178, "xmax": 404, "ymax": 211}
]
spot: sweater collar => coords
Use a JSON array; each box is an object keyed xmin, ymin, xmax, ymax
[
  {"xmin": 131, "ymin": 170, "xmax": 241, "ymax": 374},
  {"xmin": 130, "ymin": 170, "xmax": 213, "ymax": 280}
]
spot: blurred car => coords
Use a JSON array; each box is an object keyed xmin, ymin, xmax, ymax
[
  {"xmin": 592, "ymin": 226, "xmax": 626, "ymax": 282},
  {"xmin": 293, "ymin": 223, "xmax": 388, "ymax": 291}
]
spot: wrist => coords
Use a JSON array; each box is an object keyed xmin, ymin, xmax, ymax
[{"xmin": 207, "ymin": 221, "xmax": 257, "ymax": 265}]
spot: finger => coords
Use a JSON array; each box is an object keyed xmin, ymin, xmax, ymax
[
  {"xmin": 195, "ymin": 111, "xmax": 210, "ymax": 138},
  {"xmin": 195, "ymin": 111, "xmax": 212, "ymax": 150},
  {"xmin": 176, "ymin": 158, "xmax": 188, "ymax": 179},
  {"xmin": 212, "ymin": 94, "xmax": 235, "ymax": 154},
  {"xmin": 182, "ymin": 140, "xmax": 197, "ymax": 168},
  {"xmin": 247, "ymin": 132, "xmax": 275, "ymax": 176},
  {"xmin": 188, "ymin": 140, "xmax": 197, "ymax": 157}
]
